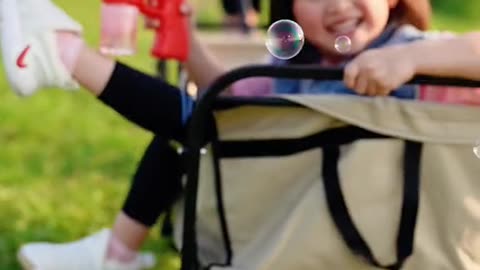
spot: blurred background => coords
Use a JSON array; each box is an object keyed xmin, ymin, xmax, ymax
[{"xmin": 0, "ymin": 0, "xmax": 479, "ymax": 269}]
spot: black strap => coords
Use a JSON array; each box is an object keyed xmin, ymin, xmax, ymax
[
  {"xmin": 181, "ymin": 145, "xmax": 201, "ymax": 270},
  {"xmin": 182, "ymin": 114, "xmax": 234, "ymax": 270},
  {"xmin": 206, "ymin": 120, "xmax": 234, "ymax": 269},
  {"xmin": 181, "ymin": 113, "xmax": 219, "ymax": 270},
  {"xmin": 219, "ymin": 126, "xmax": 388, "ymax": 158},
  {"xmin": 322, "ymin": 141, "xmax": 422, "ymax": 270}
]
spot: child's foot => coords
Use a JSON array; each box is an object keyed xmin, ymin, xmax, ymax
[
  {"xmin": 1, "ymin": 0, "xmax": 82, "ymax": 96},
  {"xmin": 17, "ymin": 229, "xmax": 156, "ymax": 270}
]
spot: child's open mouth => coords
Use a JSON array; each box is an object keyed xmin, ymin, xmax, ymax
[{"xmin": 326, "ymin": 18, "xmax": 362, "ymax": 37}]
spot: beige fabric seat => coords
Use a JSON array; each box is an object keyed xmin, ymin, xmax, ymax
[{"xmin": 174, "ymin": 95, "xmax": 480, "ymax": 270}]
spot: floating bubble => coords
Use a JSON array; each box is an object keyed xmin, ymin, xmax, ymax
[
  {"xmin": 474, "ymin": 140, "xmax": 480, "ymax": 158},
  {"xmin": 335, "ymin": 35, "xmax": 352, "ymax": 54},
  {"xmin": 266, "ymin": 19, "xmax": 305, "ymax": 60}
]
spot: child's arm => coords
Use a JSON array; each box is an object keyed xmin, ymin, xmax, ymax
[
  {"xmin": 344, "ymin": 32, "xmax": 480, "ymax": 96},
  {"xmin": 183, "ymin": 6, "xmax": 273, "ymax": 96},
  {"xmin": 184, "ymin": 31, "xmax": 228, "ymax": 92},
  {"xmin": 185, "ymin": 31, "xmax": 274, "ymax": 96},
  {"xmin": 411, "ymin": 32, "xmax": 480, "ymax": 80}
]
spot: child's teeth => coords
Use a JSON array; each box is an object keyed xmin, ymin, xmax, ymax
[{"xmin": 332, "ymin": 20, "xmax": 357, "ymax": 35}]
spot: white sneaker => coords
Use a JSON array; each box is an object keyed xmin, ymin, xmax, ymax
[
  {"xmin": 17, "ymin": 229, "xmax": 156, "ymax": 270},
  {"xmin": 1, "ymin": 0, "xmax": 83, "ymax": 96}
]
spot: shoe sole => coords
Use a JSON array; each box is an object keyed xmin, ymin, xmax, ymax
[{"xmin": 17, "ymin": 250, "xmax": 36, "ymax": 270}]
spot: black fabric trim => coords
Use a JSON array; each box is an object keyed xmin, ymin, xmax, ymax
[
  {"xmin": 322, "ymin": 141, "xmax": 422, "ymax": 270},
  {"xmin": 219, "ymin": 126, "xmax": 389, "ymax": 158},
  {"xmin": 322, "ymin": 146, "xmax": 376, "ymax": 261},
  {"xmin": 181, "ymin": 145, "xmax": 201, "ymax": 270},
  {"xmin": 205, "ymin": 120, "xmax": 234, "ymax": 269},
  {"xmin": 204, "ymin": 263, "xmax": 230, "ymax": 270},
  {"xmin": 396, "ymin": 141, "xmax": 422, "ymax": 268},
  {"xmin": 213, "ymin": 96, "xmax": 302, "ymax": 111}
]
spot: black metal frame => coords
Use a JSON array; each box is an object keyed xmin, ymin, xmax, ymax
[{"xmin": 179, "ymin": 64, "xmax": 480, "ymax": 270}]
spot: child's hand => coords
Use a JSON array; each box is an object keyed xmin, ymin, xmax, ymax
[
  {"xmin": 343, "ymin": 46, "xmax": 416, "ymax": 96},
  {"xmin": 180, "ymin": 2, "xmax": 194, "ymax": 30}
]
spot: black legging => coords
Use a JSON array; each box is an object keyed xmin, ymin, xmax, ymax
[
  {"xmin": 221, "ymin": 0, "xmax": 261, "ymax": 15},
  {"xmin": 122, "ymin": 136, "xmax": 183, "ymax": 226},
  {"xmin": 99, "ymin": 62, "xmax": 188, "ymax": 227}
]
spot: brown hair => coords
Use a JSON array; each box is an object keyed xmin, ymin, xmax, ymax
[{"xmin": 390, "ymin": 0, "xmax": 432, "ymax": 30}]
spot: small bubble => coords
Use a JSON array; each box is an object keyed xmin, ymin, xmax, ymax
[
  {"xmin": 474, "ymin": 140, "xmax": 480, "ymax": 158},
  {"xmin": 335, "ymin": 35, "xmax": 352, "ymax": 54},
  {"xmin": 266, "ymin": 19, "xmax": 305, "ymax": 60}
]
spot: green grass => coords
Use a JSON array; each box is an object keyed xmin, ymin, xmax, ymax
[
  {"xmin": 1, "ymin": 0, "xmax": 480, "ymax": 269},
  {"xmin": 432, "ymin": 13, "xmax": 480, "ymax": 32}
]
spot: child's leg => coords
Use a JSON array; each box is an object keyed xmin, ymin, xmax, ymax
[
  {"xmin": 19, "ymin": 136, "xmax": 184, "ymax": 270},
  {"xmin": 3, "ymin": 0, "xmax": 188, "ymax": 140},
  {"xmin": 58, "ymin": 33, "xmax": 186, "ymax": 139},
  {"xmin": 5, "ymin": 1, "xmax": 185, "ymax": 269},
  {"xmin": 112, "ymin": 135, "xmax": 183, "ymax": 252},
  {"xmin": 221, "ymin": 0, "xmax": 241, "ymax": 15},
  {"xmin": 221, "ymin": 0, "xmax": 259, "ymax": 29}
]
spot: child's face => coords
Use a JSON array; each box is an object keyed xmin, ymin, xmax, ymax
[{"xmin": 293, "ymin": 0, "xmax": 396, "ymax": 57}]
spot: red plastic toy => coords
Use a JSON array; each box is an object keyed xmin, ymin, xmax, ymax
[{"xmin": 103, "ymin": 0, "xmax": 189, "ymax": 61}]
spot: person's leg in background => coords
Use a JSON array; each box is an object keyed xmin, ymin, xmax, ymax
[
  {"xmin": 221, "ymin": 0, "xmax": 242, "ymax": 28},
  {"xmin": 246, "ymin": 0, "xmax": 261, "ymax": 28},
  {"xmin": 221, "ymin": 0, "xmax": 260, "ymax": 29},
  {"xmin": 252, "ymin": 0, "xmax": 261, "ymax": 12}
]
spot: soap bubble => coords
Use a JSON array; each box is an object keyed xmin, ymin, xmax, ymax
[
  {"xmin": 474, "ymin": 140, "xmax": 480, "ymax": 158},
  {"xmin": 266, "ymin": 19, "xmax": 305, "ymax": 60},
  {"xmin": 335, "ymin": 35, "xmax": 352, "ymax": 54}
]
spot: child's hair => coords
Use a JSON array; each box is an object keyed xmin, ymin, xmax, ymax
[
  {"xmin": 389, "ymin": 0, "xmax": 431, "ymax": 30},
  {"xmin": 270, "ymin": 0, "xmax": 432, "ymax": 64}
]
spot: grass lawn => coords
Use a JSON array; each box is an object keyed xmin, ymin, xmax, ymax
[{"xmin": 0, "ymin": 1, "xmax": 479, "ymax": 269}]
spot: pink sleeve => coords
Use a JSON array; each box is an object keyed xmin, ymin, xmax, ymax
[
  {"xmin": 419, "ymin": 85, "xmax": 480, "ymax": 106},
  {"xmin": 415, "ymin": 32, "xmax": 480, "ymax": 105},
  {"xmin": 230, "ymin": 77, "xmax": 274, "ymax": 97}
]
